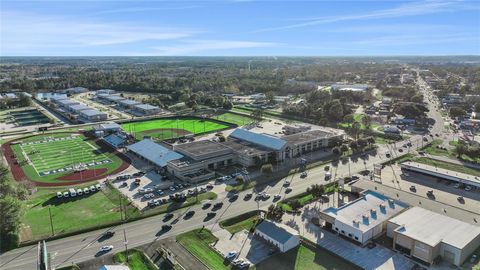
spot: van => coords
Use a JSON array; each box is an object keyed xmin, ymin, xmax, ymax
[{"xmin": 69, "ymin": 188, "xmax": 77, "ymax": 197}]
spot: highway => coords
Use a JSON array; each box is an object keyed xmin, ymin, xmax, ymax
[{"xmin": 0, "ymin": 70, "xmax": 446, "ymax": 270}]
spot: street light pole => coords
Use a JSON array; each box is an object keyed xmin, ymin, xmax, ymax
[{"xmin": 123, "ymin": 229, "xmax": 129, "ymax": 263}]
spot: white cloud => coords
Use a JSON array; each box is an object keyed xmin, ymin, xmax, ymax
[
  {"xmin": 129, "ymin": 40, "xmax": 279, "ymax": 56},
  {"xmin": 0, "ymin": 11, "xmax": 197, "ymax": 54},
  {"xmin": 253, "ymin": 1, "xmax": 471, "ymax": 33}
]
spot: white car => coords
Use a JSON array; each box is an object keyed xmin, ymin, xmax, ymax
[
  {"xmin": 56, "ymin": 192, "xmax": 63, "ymax": 198},
  {"xmin": 465, "ymin": 186, "xmax": 472, "ymax": 191},
  {"xmin": 83, "ymin": 187, "xmax": 90, "ymax": 194},
  {"xmin": 274, "ymin": 194, "xmax": 281, "ymax": 200},
  {"xmin": 263, "ymin": 193, "xmax": 271, "ymax": 199},
  {"xmin": 453, "ymin": 183, "xmax": 461, "ymax": 189},
  {"xmin": 89, "ymin": 186, "xmax": 96, "ymax": 192},
  {"xmin": 232, "ymin": 259, "xmax": 244, "ymax": 266},
  {"xmin": 169, "ymin": 187, "xmax": 176, "ymax": 192},
  {"xmin": 95, "ymin": 184, "xmax": 102, "ymax": 190},
  {"xmin": 76, "ymin": 189, "xmax": 83, "ymax": 196},
  {"xmin": 99, "ymin": 245, "xmax": 113, "ymax": 252}
]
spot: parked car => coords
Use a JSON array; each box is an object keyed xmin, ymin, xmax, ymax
[
  {"xmin": 409, "ymin": 185, "xmax": 416, "ymax": 192},
  {"xmin": 244, "ymin": 193, "xmax": 252, "ymax": 200},
  {"xmin": 185, "ymin": 211, "xmax": 195, "ymax": 217},
  {"xmin": 134, "ymin": 179, "xmax": 141, "ymax": 186},
  {"xmin": 300, "ymin": 172, "xmax": 308, "ymax": 178},
  {"xmin": 76, "ymin": 189, "xmax": 83, "ymax": 196},
  {"xmin": 63, "ymin": 192, "xmax": 69, "ymax": 197},
  {"xmin": 453, "ymin": 183, "xmax": 461, "ymax": 189},
  {"xmin": 56, "ymin": 192, "xmax": 63, "ymax": 198},
  {"xmin": 214, "ymin": 202, "xmax": 223, "ymax": 208},
  {"xmin": 225, "ymin": 251, "xmax": 237, "ymax": 260},
  {"xmin": 95, "ymin": 184, "xmax": 101, "ymax": 190},
  {"xmin": 283, "ymin": 180, "xmax": 290, "ymax": 186},
  {"xmin": 169, "ymin": 186, "xmax": 176, "ymax": 192},
  {"xmin": 83, "ymin": 188, "xmax": 90, "ymax": 194},
  {"xmin": 161, "ymin": 224, "xmax": 172, "ymax": 231},
  {"xmin": 465, "ymin": 185, "xmax": 473, "ymax": 191},
  {"xmin": 273, "ymin": 194, "xmax": 281, "ymax": 200},
  {"xmin": 89, "ymin": 186, "xmax": 96, "ymax": 192}
]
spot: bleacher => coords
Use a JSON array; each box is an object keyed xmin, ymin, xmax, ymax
[{"xmin": 103, "ymin": 133, "xmax": 126, "ymax": 149}]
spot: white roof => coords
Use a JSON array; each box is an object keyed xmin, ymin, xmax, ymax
[
  {"xmin": 323, "ymin": 190, "xmax": 407, "ymax": 233},
  {"xmin": 127, "ymin": 139, "xmax": 183, "ymax": 167},
  {"xmin": 80, "ymin": 109, "xmax": 106, "ymax": 117},
  {"xmin": 389, "ymin": 207, "xmax": 480, "ymax": 248}
]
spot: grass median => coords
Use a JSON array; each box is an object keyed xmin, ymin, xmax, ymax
[{"xmin": 113, "ymin": 248, "xmax": 157, "ymax": 270}]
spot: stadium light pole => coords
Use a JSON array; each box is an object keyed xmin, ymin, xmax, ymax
[{"xmin": 48, "ymin": 207, "xmax": 54, "ymax": 236}]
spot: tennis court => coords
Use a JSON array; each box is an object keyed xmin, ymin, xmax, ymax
[
  {"xmin": 121, "ymin": 117, "xmax": 229, "ymax": 140},
  {"xmin": 19, "ymin": 135, "xmax": 111, "ymax": 176}
]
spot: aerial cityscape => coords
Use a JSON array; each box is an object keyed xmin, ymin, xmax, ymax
[{"xmin": 0, "ymin": 1, "xmax": 479, "ymax": 270}]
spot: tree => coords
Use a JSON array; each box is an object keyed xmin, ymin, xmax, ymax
[
  {"xmin": 222, "ymin": 100, "xmax": 233, "ymax": 110},
  {"xmin": 250, "ymin": 108, "xmax": 264, "ymax": 122},
  {"xmin": 236, "ymin": 175, "xmax": 244, "ymax": 184},
  {"xmin": 261, "ymin": 164, "xmax": 273, "ymax": 174},
  {"xmin": 343, "ymin": 114, "xmax": 355, "ymax": 124},
  {"xmin": 308, "ymin": 184, "xmax": 324, "ymax": 198},
  {"xmin": 357, "ymin": 138, "xmax": 368, "ymax": 149},
  {"xmin": 266, "ymin": 204, "xmax": 284, "ymax": 221},
  {"xmin": 340, "ymin": 144, "xmax": 349, "ymax": 155},
  {"xmin": 349, "ymin": 140, "xmax": 359, "ymax": 151},
  {"xmin": 474, "ymin": 103, "xmax": 480, "ymax": 113},
  {"xmin": 349, "ymin": 121, "xmax": 362, "ymax": 140},
  {"xmin": 410, "ymin": 94, "xmax": 424, "ymax": 103},
  {"xmin": 265, "ymin": 91, "xmax": 275, "ymax": 104},
  {"xmin": 361, "ymin": 115, "xmax": 372, "ymax": 130},
  {"xmin": 394, "ymin": 103, "xmax": 428, "ymax": 119},
  {"xmin": 332, "ymin": 146, "xmax": 341, "ymax": 156},
  {"xmin": 327, "ymin": 100, "xmax": 344, "ymax": 122},
  {"xmin": 449, "ymin": 106, "xmax": 467, "ymax": 119}
]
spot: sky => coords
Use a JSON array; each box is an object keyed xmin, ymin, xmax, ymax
[{"xmin": 1, "ymin": 0, "xmax": 479, "ymax": 56}]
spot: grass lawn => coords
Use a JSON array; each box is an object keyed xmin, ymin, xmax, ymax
[
  {"xmin": 225, "ymin": 180, "xmax": 256, "ymax": 192},
  {"xmin": 212, "ymin": 112, "xmax": 254, "ymax": 126},
  {"xmin": 113, "ymin": 249, "xmax": 157, "ymax": 270},
  {"xmin": 256, "ymin": 244, "xmax": 360, "ymax": 270},
  {"xmin": 338, "ymin": 113, "xmax": 365, "ymax": 129},
  {"xmin": 122, "ymin": 118, "xmax": 229, "ymax": 140},
  {"xmin": 219, "ymin": 211, "xmax": 260, "ymax": 234},
  {"xmin": 177, "ymin": 229, "xmax": 230, "ymax": 270},
  {"xmin": 413, "ymin": 157, "xmax": 480, "ymax": 177},
  {"xmin": 9, "ymin": 133, "xmax": 124, "ymax": 183},
  {"xmin": 21, "ymin": 184, "xmax": 139, "ymax": 240}
]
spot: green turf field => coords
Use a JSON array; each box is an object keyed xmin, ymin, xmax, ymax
[
  {"xmin": 19, "ymin": 134, "xmax": 111, "ymax": 176},
  {"xmin": 10, "ymin": 133, "xmax": 125, "ymax": 183},
  {"xmin": 212, "ymin": 112, "xmax": 254, "ymax": 126},
  {"xmin": 121, "ymin": 118, "xmax": 229, "ymax": 140}
]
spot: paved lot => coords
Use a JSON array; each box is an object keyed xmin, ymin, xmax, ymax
[
  {"xmin": 378, "ymin": 164, "xmax": 480, "ymax": 215},
  {"xmin": 212, "ymin": 229, "xmax": 273, "ymax": 265}
]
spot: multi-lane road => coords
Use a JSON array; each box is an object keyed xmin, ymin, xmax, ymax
[{"xmin": 0, "ymin": 72, "xmax": 446, "ymax": 270}]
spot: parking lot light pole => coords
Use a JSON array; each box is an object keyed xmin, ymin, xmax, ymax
[{"xmin": 123, "ymin": 229, "xmax": 129, "ymax": 263}]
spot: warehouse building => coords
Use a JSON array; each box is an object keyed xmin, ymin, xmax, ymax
[
  {"xmin": 79, "ymin": 109, "xmax": 107, "ymax": 122},
  {"xmin": 92, "ymin": 122, "xmax": 122, "ymax": 137},
  {"xmin": 319, "ymin": 190, "xmax": 407, "ymax": 245},
  {"xmin": 118, "ymin": 99, "xmax": 141, "ymax": 109},
  {"xmin": 55, "ymin": 98, "xmax": 79, "ymax": 109},
  {"xmin": 387, "ymin": 207, "xmax": 480, "ymax": 266},
  {"xmin": 255, "ymin": 220, "xmax": 300, "ymax": 252},
  {"xmin": 133, "ymin": 104, "xmax": 161, "ymax": 115},
  {"xmin": 67, "ymin": 104, "xmax": 91, "ymax": 114}
]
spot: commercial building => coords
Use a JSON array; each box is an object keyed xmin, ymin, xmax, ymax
[
  {"xmin": 319, "ymin": 190, "xmax": 408, "ymax": 245},
  {"xmin": 79, "ymin": 109, "xmax": 108, "ymax": 122},
  {"xmin": 282, "ymin": 124, "xmax": 311, "ymax": 135},
  {"xmin": 383, "ymin": 125, "xmax": 401, "ymax": 135},
  {"xmin": 67, "ymin": 104, "xmax": 91, "ymax": 114},
  {"xmin": 282, "ymin": 129, "xmax": 343, "ymax": 158},
  {"xmin": 118, "ymin": 99, "xmax": 141, "ymax": 109},
  {"xmin": 331, "ymin": 84, "xmax": 369, "ymax": 92},
  {"xmin": 127, "ymin": 139, "xmax": 184, "ymax": 172},
  {"xmin": 133, "ymin": 104, "xmax": 161, "ymax": 115},
  {"xmin": 387, "ymin": 207, "xmax": 480, "ymax": 266},
  {"xmin": 254, "ymin": 220, "xmax": 300, "ymax": 252},
  {"xmin": 92, "ymin": 122, "xmax": 122, "ymax": 135},
  {"xmin": 63, "ymin": 87, "xmax": 88, "ymax": 94},
  {"xmin": 55, "ymin": 98, "xmax": 80, "ymax": 109}
]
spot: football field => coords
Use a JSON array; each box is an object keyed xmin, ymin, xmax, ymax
[{"xmin": 19, "ymin": 135, "xmax": 111, "ymax": 176}]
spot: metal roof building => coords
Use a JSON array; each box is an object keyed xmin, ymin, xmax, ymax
[
  {"xmin": 387, "ymin": 207, "xmax": 480, "ymax": 266},
  {"xmin": 229, "ymin": 128, "xmax": 287, "ymax": 151},
  {"xmin": 127, "ymin": 139, "xmax": 184, "ymax": 168},
  {"xmin": 255, "ymin": 220, "xmax": 300, "ymax": 252}
]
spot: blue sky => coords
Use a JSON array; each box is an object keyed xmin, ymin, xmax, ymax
[{"xmin": 1, "ymin": 0, "xmax": 479, "ymax": 56}]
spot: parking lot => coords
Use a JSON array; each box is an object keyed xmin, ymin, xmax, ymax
[
  {"xmin": 378, "ymin": 164, "xmax": 480, "ymax": 214},
  {"xmin": 212, "ymin": 229, "xmax": 274, "ymax": 266}
]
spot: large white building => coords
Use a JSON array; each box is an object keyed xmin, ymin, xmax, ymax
[
  {"xmin": 319, "ymin": 190, "xmax": 407, "ymax": 245},
  {"xmin": 387, "ymin": 207, "xmax": 480, "ymax": 266}
]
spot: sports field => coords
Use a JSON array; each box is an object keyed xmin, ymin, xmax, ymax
[
  {"xmin": 6, "ymin": 133, "xmax": 128, "ymax": 185},
  {"xmin": 19, "ymin": 135, "xmax": 111, "ymax": 176},
  {"xmin": 121, "ymin": 118, "xmax": 229, "ymax": 140},
  {"xmin": 212, "ymin": 112, "xmax": 254, "ymax": 126}
]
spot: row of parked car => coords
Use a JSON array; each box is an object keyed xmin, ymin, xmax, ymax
[
  {"xmin": 56, "ymin": 184, "xmax": 102, "ymax": 198},
  {"xmin": 225, "ymin": 251, "xmax": 251, "ymax": 269},
  {"xmin": 147, "ymin": 185, "xmax": 213, "ymax": 208}
]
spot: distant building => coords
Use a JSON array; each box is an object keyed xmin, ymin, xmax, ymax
[
  {"xmin": 133, "ymin": 104, "xmax": 161, "ymax": 115},
  {"xmin": 55, "ymin": 98, "xmax": 80, "ymax": 109},
  {"xmin": 96, "ymin": 89, "xmax": 116, "ymax": 95},
  {"xmin": 319, "ymin": 190, "xmax": 408, "ymax": 245},
  {"xmin": 255, "ymin": 220, "xmax": 300, "ymax": 252},
  {"xmin": 393, "ymin": 118, "xmax": 416, "ymax": 125},
  {"xmin": 67, "ymin": 104, "xmax": 91, "ymax": 114},
  {"xmin": 64, "ymin": 87, "xmax": 89, "ymax": 94},
  {"xmin": 79, "ymin": 109, "xmax": 107, "ymax": 122},
  {"xmin": 118, "ymin": 99, "xmax": 141, "ymax": 109},
  {"xmin": 331, "ymin": 84, "xmax": 368, "ymax": 92},
  {"xmin": 387, "ymin": 207, "xmax": 480, "ymax": 266},
  {"xmin": 383, "ymin": 125, "xmax": 401, "ymax": 134}
]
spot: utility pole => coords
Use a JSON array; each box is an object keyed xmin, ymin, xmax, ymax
[
  {"xmin": 119, "ymin": 195, "xmax": 123, "ymax": 221},
  {"xmin": 48, "ymin": 207, "xmax": 54, "ymax": 236},
  {"xmin": 123, "ymin": 229, "xmax": 129, "ymax": 263}
]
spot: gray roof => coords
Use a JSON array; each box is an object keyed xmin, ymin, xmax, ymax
[
  {"xmin": 127, "ymin": 139, "xmax": 183, "ymax": 167},
  {"xmin": 105, "ymin": 95, "xmax": 125, "ymax": 101},
  {"xmin": 134, "ymin": 104, "xmax": 159, "ymax": 110},
  {"xmin": 230, "ymin": 128, "xmax": 286, "ymax": 151},
  {"xmin": 80, "ymin": 109, "xmax": 106, "ymax": 117},
  {"xmin": 118, "ymin": 99, "xmax": 141, "ymax": 105},
  {"xmin": 68, "ymin": 104, "xmax": 90, "ymax": 111},
  {"xmin": 93, "ymin": 122, "xmax": 121, "ymax": 131},
  {"xmin": 57, "ymin": 99, "xmax": 79, "ymax": 105},
  {"xmin": 389, "ymin": 207, "xmax": 480, "ymax": 248},
  {"xmin": 255, "ymin": 220, "xmax": 299, "ymax": 244}
]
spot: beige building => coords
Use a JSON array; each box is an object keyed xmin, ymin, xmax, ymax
[{"xmin": 387, "ymin": 207, "xmax": 480, "ymax": 266}]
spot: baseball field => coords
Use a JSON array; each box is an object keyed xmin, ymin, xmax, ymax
[{"xmin": 121, "ymin": 117, "xmax": 230, "ymax": 140}]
